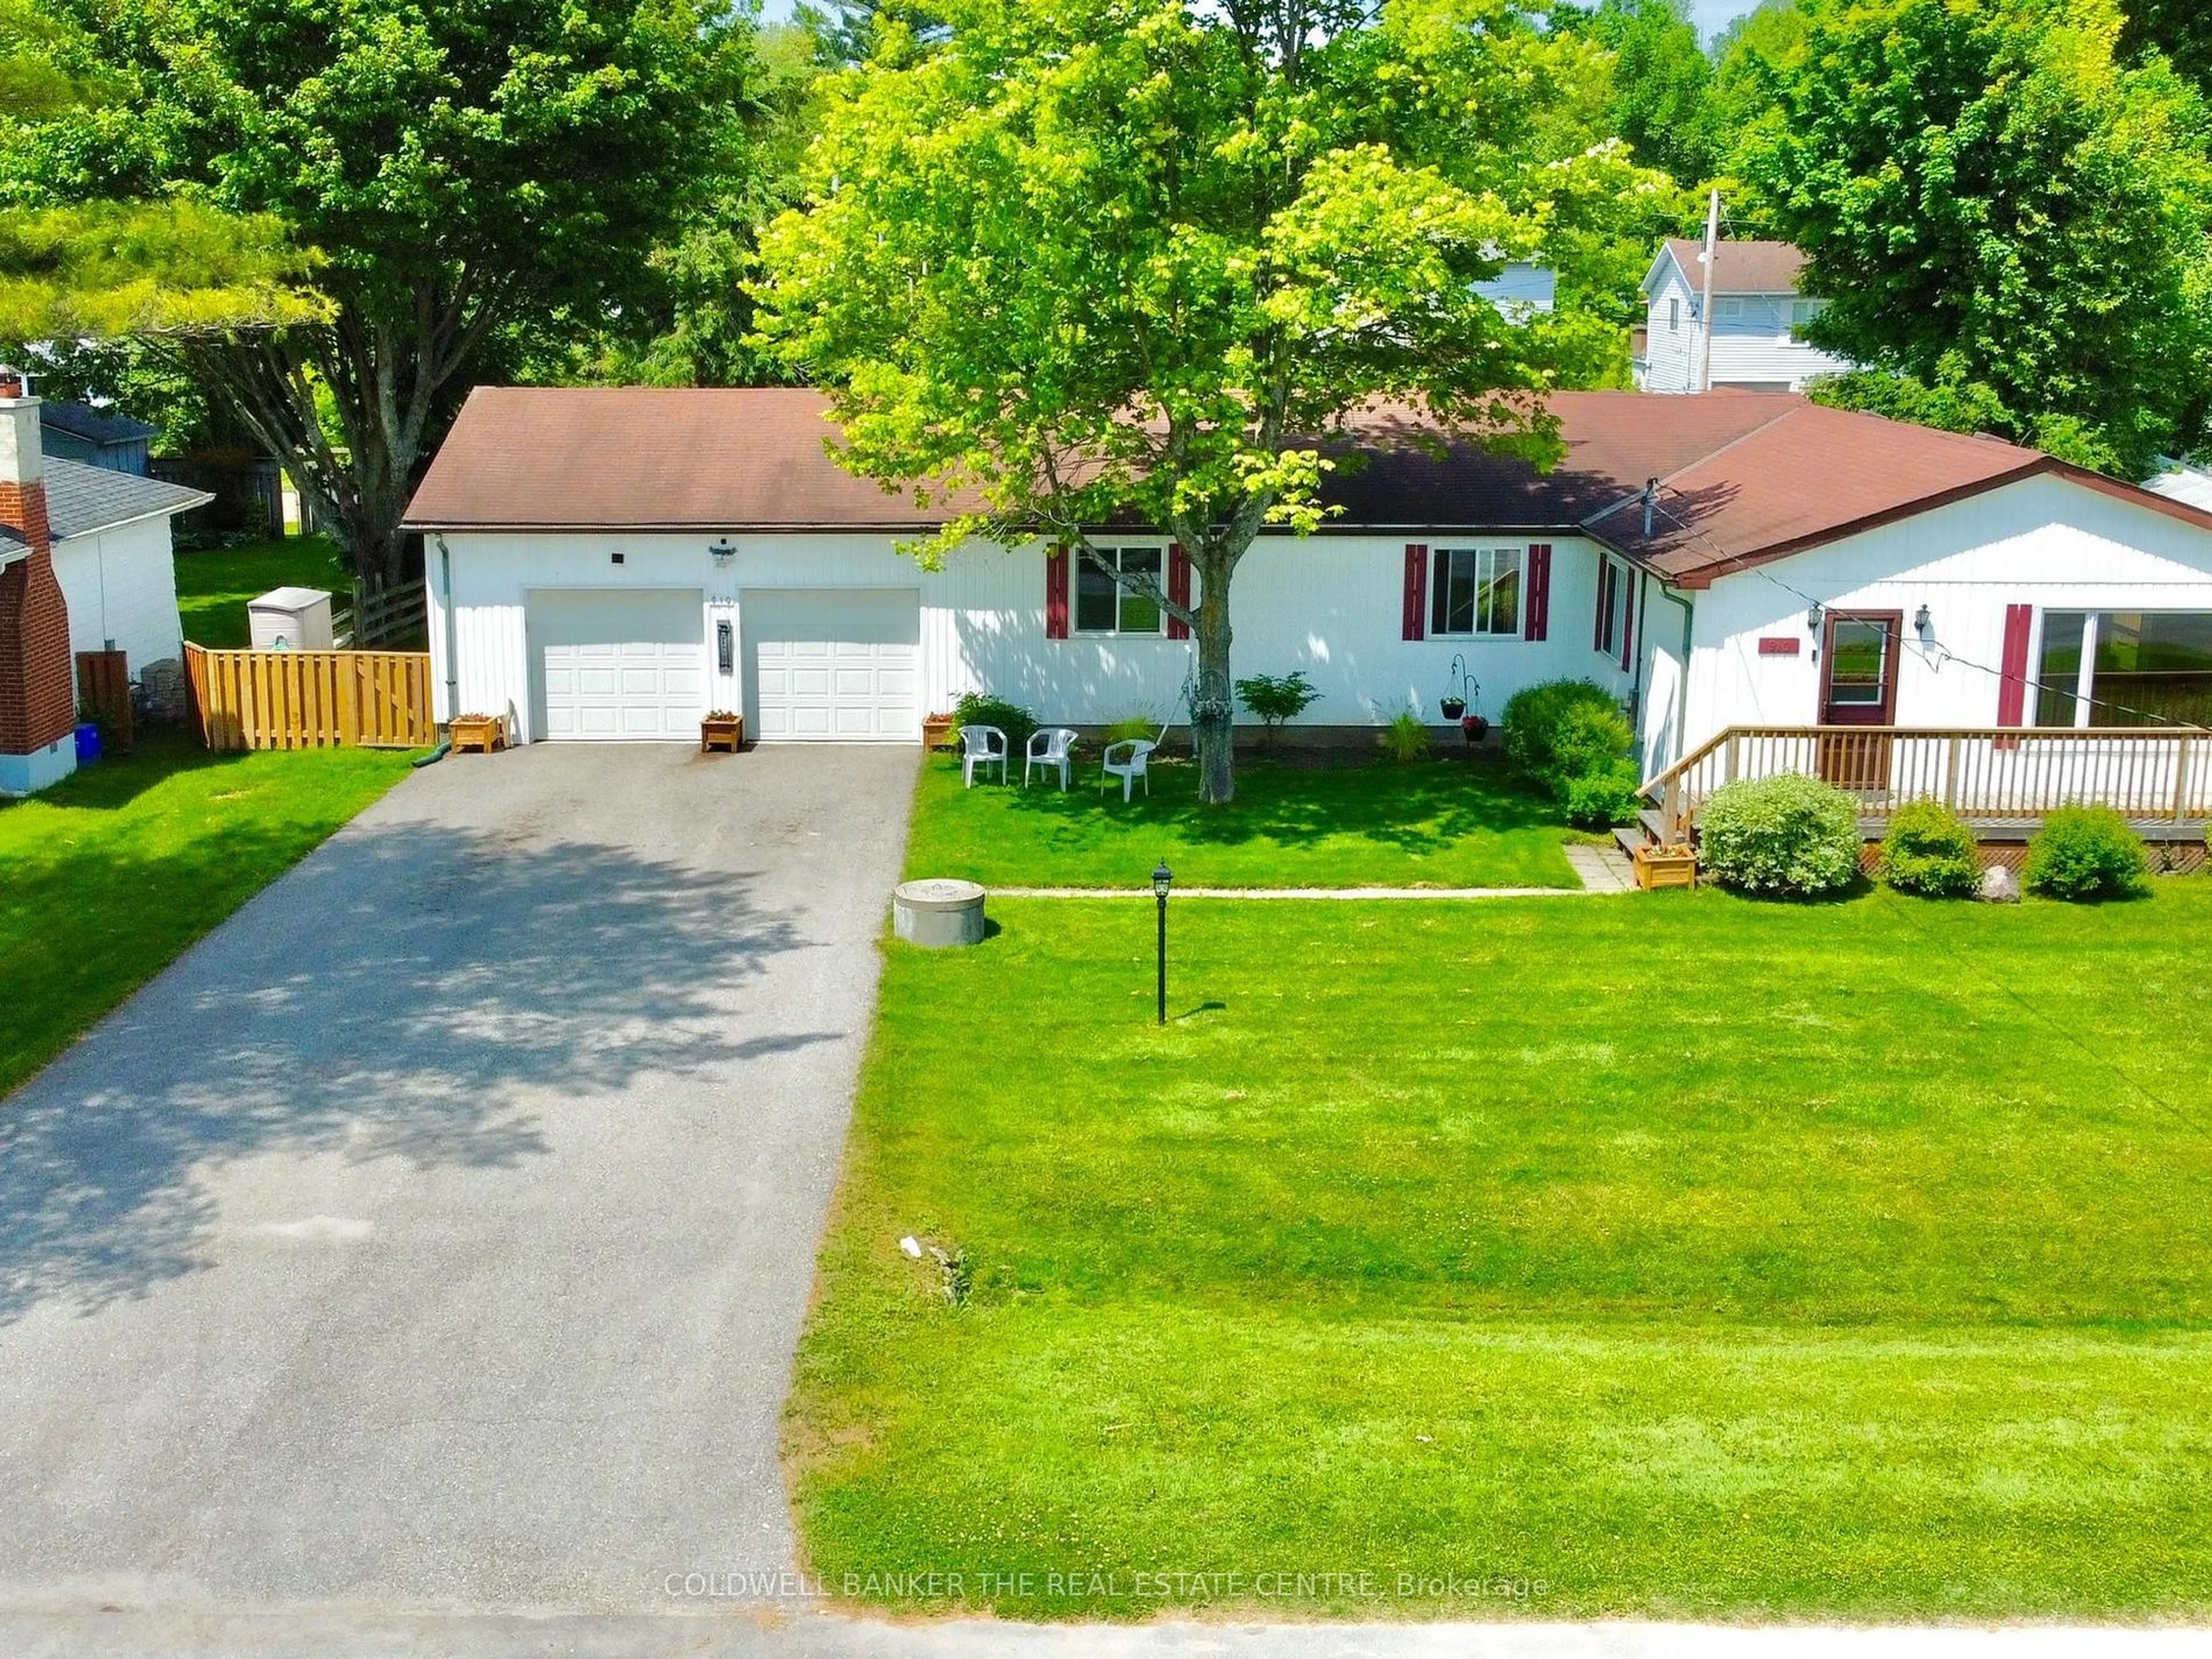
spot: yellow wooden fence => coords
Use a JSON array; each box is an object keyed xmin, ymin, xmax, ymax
[{"xmin": 184, "ymin": 642, "xmax": 435, "ymax": 752}]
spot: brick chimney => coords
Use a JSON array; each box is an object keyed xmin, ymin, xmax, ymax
[{"xmin": 0, "ymin": 367, "xmax": 78, "ymax": 794}]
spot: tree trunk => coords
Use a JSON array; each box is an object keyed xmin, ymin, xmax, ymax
[{"xmin": 1191, "ymin": 549, "xmax": 1237, "ymax": 804}]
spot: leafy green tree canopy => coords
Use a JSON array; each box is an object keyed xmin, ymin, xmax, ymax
[
  {"xmin": 1552, "ymin": 0, "xmax": 1719, "ymax": 185},
  {"xmin": 1740, "ymin": 0, "xmax": 2212, "ymax": 474},
  {"xmin": 0, "ymin": 0, "xmax": 324, "ymax": 346},
  {"xmin": 753, "ymin": 0, "xmax": 1662, "ymax": 802},
  {"xmin": 0, "ymin": 199, "xmax": 324, "ymax": 340},
  {"xmin": 13, "ymin": 0, "xmax": 754, "ymax": 584}
]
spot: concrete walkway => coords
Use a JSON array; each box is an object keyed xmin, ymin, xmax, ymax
[
  {"xmin": 993, "ymin": 844, "xmax": 1641, "ymax": 901},
  {"xmin": 0, "ymin": 743, "xmax": 916, "ymax": 1617}
]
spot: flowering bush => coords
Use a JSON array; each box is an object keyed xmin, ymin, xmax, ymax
[{"xmin": 1699, "ymin": 772, "xmax": 1861, "ymax": 897}]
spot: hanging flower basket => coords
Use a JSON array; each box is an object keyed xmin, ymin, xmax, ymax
[
  {"xmin": 1460, "ymin": 713, "xmax": 1490, "ymax": 744},
  {"xmin": 1438, "ymin": 696, "xmax": 1467, "ymax": 722}
]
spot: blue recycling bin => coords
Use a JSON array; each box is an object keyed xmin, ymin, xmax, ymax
[{"xmin": 74, "ymin": 722, "xmax": 101, "ymax": 764}]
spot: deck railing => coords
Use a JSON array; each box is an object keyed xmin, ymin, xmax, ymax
[{"xmin": 1642, "ymin": 725, "xmax": 2211, "ymax": 841}]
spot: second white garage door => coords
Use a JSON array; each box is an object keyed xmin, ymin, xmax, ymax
[
  {"xmin": 532, "ymin": 588, "xmax": 704, "ymax": 740},
  {"xmin": 747, "ymin": 589, "xmax": 920, "ymax": 742}
]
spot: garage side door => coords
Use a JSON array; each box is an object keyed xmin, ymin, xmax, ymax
[
  {"xmin": 532, "ymin": 588, "xmax": 704, "ymax": 741},
  {"xmin": 748, "ymin": 589, "xmax": 921, "ymax": 743}
]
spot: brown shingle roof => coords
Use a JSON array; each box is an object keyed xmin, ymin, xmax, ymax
[
  {"xmin": 404, "ymin": 385, "xmax": 2212, "ymax": 589},
  {"xmin": 1657, "ymin": 238, "xmax": 1808, "ymax": 295},
  {"xmin": 404, "ymin": 386, "xmax": 978, "ymax": 533}
]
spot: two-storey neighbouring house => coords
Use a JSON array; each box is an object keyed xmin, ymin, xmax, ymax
[{"xmin": 1637, "ymin": 238, "xmax": 1858, "ymax": 395}]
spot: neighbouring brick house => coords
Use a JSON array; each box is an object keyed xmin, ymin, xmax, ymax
[
  {"xmin": 0, "ymin": 373, "xmax": 79, "ymax": 795},
  {"xmin": 0, "ymin": 375, "xmax": 210, "ymax": 794}
]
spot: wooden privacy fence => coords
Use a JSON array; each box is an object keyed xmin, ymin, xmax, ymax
[
  {"xmin": 184, "ymin": 642, "xmax": 434, "ymax": 752},
  {"xmin": 1646, "ymin": 725, "xmax": 2211, "ymax": 840},
  {"xmin": 75, "ymin": 648, "xmax": 133, "ymax": 753}
]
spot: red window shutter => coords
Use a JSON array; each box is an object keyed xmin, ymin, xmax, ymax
[
  {"xmin": 1167, "ymin": 543, "xmax": 1191, "ymax": 640},
  {"xmin": 1046, "ymin": 545, "xmax": 1070, "ymax": 640},
  {"xmin": 1997, "ymin": 603, "xmax": 2033, "ymax": 726},
  {"xmin": 1619, "ymin": 567, "xmax": 1636, "ymax": 672},
  {"xmin": 1402, "ymin": 544, "xmax": 1428, "ymax": 641},
  {"xmin": 1525, "ymin": 543, "xmax": 1552, "ymax": 642}
]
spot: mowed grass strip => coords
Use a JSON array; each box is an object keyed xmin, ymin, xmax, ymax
[
  {"xmin": 174, "ymin": 534, "xmax": 349, "ymax": 647},
  {"xmin": 789, "ymin": 886, "xmax": 2212, "ymax": 1620},
  {"xmin": 902, "ymin": 751, "xmax": 1581, "ymax": 889},
  {"xmin": 0, "ymin": 734, "xmax": 416, "ymax": 1098}
]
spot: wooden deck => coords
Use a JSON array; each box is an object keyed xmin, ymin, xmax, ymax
[{"xmin": 1639, "ymin": 725, "xmax": 2212, "ymax": 844}]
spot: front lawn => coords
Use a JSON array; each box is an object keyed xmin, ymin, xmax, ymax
[
  {"xmin": 903, "ymin": 751, "xmax": 1581, "ymax": 888},
  {"xmin": 0, "ymin": 733, "xmax": 416, "ymax": 1099},
  {"xmin": 790, "ymin": 885, "xmax": 2212, "ymax": 1620},
  {"xmin": 175, "ymin": 533, "xmax": 349, "ymax": 647}
]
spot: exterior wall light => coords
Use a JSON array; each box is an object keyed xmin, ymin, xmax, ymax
[
  {"xmin": 709, "ymin": 537, "xmax": 736, "ymax": 566},
  {"xmin": 1914, "ymin": 604, "xmax": 1932, "ymax": 633}
]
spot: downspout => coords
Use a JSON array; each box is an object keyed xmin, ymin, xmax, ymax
[{"xmin": 435, "ymin": 533, "xmax": 458, "ymax": 726}]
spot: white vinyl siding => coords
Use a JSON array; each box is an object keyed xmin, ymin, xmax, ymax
[{"xmin": 49, "ymin": 516, "xmax": 185, "ymax": 674}]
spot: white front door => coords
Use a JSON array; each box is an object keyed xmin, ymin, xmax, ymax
[
  {"xmin": 746, "ymin": 589, "xmax": 921, "ymax": 742},
  {"xmin": 532, "ymin": 588, "xmax": 704, "ymax": 740}
]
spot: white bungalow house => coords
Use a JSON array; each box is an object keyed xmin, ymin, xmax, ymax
[
  {"xmin": 1637, "ymin": 239, "xmax": 1859, "ymax": 395},
  {"xmin": 402, "ymin": 386, "xmax": 2212, "ymax": 840}
]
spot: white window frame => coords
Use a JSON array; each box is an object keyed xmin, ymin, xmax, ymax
[
  {"xmin": 1430, "ymin": 546, "xmax": 1524, "ymax": 640},
  {"xmin": 1073, "ymin": 545, "xmax": 1168, "ymax": 637},
  {"xmin": 1667, "ymin": 296, "xmax": 1680, "ymax": 334},
  {"xmin": 1789, "ymin": 297, "xmax": 1827, "ymax": 340}
]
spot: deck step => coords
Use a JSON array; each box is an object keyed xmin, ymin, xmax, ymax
[{"xmin": 1613, "ymin": 824, "xmax": 1652, "ymax": 859}]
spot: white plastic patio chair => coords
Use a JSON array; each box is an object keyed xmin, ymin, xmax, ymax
[
  {"xmin": 960, "ymin": 723, "xmax": 1008, "ymax": 787},
  {"xmin": 1100, "ymin": 737, "xmax": 1156, "ymax": 802},
  {"xmin": 1025, "ymin": 726, "xmax": 1079, "ymax": 790}
]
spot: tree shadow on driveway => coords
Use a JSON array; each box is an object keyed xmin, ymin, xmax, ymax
[{"xmin": 0, "ymin": 820, "xmax": 814, "ymax": 1325}]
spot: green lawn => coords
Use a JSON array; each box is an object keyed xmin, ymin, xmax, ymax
[
  {"xmin": 903, "ymin": 751, "xmax": 1581, "ymax": 888},
  {"xmin": 0, "ymin": 733, "xmax": 416, "ymax": 1099},
  {"xmin": 174, "ymin": 533, "xmax": 349, "ymax": 647},
  {"xmin": 790, "ymin": 884, "xmax": 2212, "ymax": 1620}
]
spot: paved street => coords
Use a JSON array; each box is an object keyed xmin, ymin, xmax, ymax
[{"xmin": 0, "ymin": 743, "xmax": 916, "ymax": 1615}]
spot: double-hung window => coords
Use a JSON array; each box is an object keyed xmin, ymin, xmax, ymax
[
  {"xmin": 1074, "ymin": 547, "xmax": 1164, "ymax": 635},
  {"xmin": 1430, "ymin": 547, "xmax": 1522, "ymax": 639}
]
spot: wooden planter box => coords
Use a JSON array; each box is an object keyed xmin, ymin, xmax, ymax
[
  {"xmin": 1634, "ymin": 844, "xmax": 1698, "ymax": 891},
  {"xmin": 922, "ymin": 714, "xmax": 956, "ymax": 752},
  {"xmin": 449, "ymin": 714, "xmax": 504, "ymax": 754},
  {"xmin": 700, "ymin": 714, "xmax": 744, "ymax": 754}
]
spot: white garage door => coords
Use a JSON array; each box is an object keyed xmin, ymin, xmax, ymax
[
  {"xmin": 748, "ymin": 589, "xmax": 920, "ymax": 742},
  {"xmin": 532, "ymin": 588, "xmax": 704, "ymax": 740}
]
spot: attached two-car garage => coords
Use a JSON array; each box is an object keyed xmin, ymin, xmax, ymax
[{"xmin": 525, "ymin": 585, "xmax": 919, "ymax": 743}]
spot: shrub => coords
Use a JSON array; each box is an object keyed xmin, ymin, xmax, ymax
[
  {"xmin": 952, "ymin": 692, "xmax": 1037, "ymax": 753},
  {"xmin": 2025, "ymin": 805, "xmax": 2148, "ymax": 901},
  {"xmin": 1563, "ymin": 758, "xmax": 1643, "ymax": 830},
  {"xmin": 1101, "ymin": 713, "xmax": 1157, "ymax": 748},
  {"xmin": 1502, "ymin": 679, "xmax": 1623, "ymax": 777},
  {"xmin": 1379, "ymin": 708, "xmax": 1431, "ymax": 764},
  {"xmin": 1699, "ymin": 772, "xmax": 1862, "ymax": 897},
  {"xmin": 1877, "ymin": 799, "xmax": 1982, "ymax": 897},
  {"xmin": 1501, "ymin": 679, "xmax": 1639, "ymax": 824},
  {"xmin": 1235, "ymin": 671, "xmax": 1321, "ymax": 744},
  {"xmin": 1550, "ymin": 701, "xmax": 1636, "ymax": 783}
]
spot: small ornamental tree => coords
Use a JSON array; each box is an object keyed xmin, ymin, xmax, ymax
[
  {"xmin": 1235, "ymin": 671, "xmax": 1321, "ymax": 746},
  {"xmin": 752, "ymin": 0, "xmax": 1658, "ymax": 802}
]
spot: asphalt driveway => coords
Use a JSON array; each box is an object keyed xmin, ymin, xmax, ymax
[{"xmin": 0, "ymin": 741, "xmax": 918, "ymax": 1615}]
